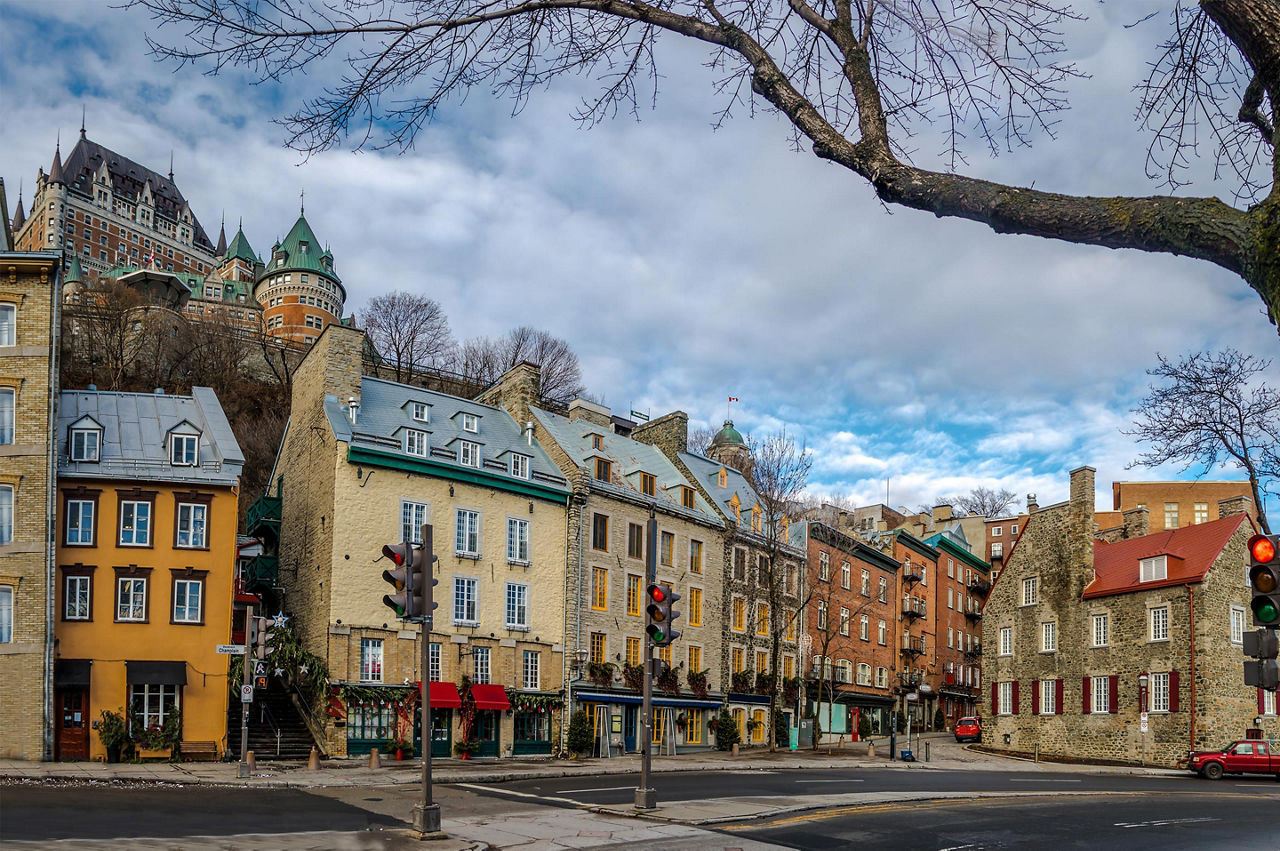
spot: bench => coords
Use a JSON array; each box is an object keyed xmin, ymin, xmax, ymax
[{"xmin": 181, "ymin": 741, "xmax": 219, "ymax": 762}]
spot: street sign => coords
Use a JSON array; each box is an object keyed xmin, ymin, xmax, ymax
[
  {"xmin": 217, "ymin": 644, "xmax": 247, "ymax": 655},
  {"xmin": 255, "ymin": 676, "xmax": 268, "ymax": 689},
  {"xmin": 1140, "ymin": 712, "xmax": 1149, "ymax": 733},
  {"xmin": 254, "ymin": 661, "xmax": 267, "ymax": 676},
  {"xmin": 240, "ymin": 684, "xmax": 253, "ymax": 703}
]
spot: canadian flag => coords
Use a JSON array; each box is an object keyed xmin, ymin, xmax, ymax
[{"xmin": 728, "ymin": 396, "xmax": 739, "ymax": 403}]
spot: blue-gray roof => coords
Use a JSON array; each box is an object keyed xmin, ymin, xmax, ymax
[
  {"xmin": 531, "ymin": 407, "xmax": 720, "ymax": 524},
  {"xmin": 57, "ymin": 387, "xmax": 244, "ymax": 486},
  {"xmin": 323, "ymin": 377, "xmax": 570, "ymax": 497},
  {"xmin": 679, "ymin": 451, "xmax": 762, "ymax": 518}
]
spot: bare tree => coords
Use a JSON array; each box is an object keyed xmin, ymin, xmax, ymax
[
  {"xmin": 132, "ymin": 1, "xmax": 1280, "ymax": 330},
  {"xmin": 953, "ymin": 487, "xmax": 1021, "ymax": 518},
  {"xmin": 687, "ymin": 424, "xmax": 718, "ymax": 456},
  {"xmin": 453, "ymin": 325, "xmax": 586, "ymax": 401},
  {"xmin": 361, "ymin": 290, "xmax": 454, "ymax": 384},
  {"xmin": 1124, "ymin": 348, "xmax": 1278, "ymax": 534}
]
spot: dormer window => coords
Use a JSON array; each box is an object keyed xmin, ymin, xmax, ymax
[
  {"xmin": 461, "ymin": 413, "xmax": 479, "ymax": 433},
  {"xmin": 170, "ymin": 433, "xmax": 198, "ymax": 466},
  {"xmin": 717, "ymin": 467, "xmax": 728, "ymax": 488},
  {"xmin": 639, "ymin": 472, "xmax": 655, "ymax": 496},
  {"xmin": 591, "ymin": 434, "xmax": 603, "ymax": 450},
  {"xmin": 411, "ymin": 402, "xmax": 428, "ymax": 423},
  {"xmin": 1140, "ymin": 555, "xmax": 1168, "ymax": 582},
  {"xmin": 594, "ymin": 458, "xmax": 611, "ymax": 482},
  {"xmin": 510, "ymin": 453, "xmax": 531, "ymax": 479},
  {"xmin": 459, "ymin": 440, "xmax": 480, "ymax": 468},
  {"xmin": 405, "ymin": 429, "xmax": 429, "ymax": 457},
  {"xmin": 681, "ymin": 486, "xmax": 695, "ymax": 509},
  {"xmin": 751, "ymin": 506, "xmax": 762, "ymax": 533},
  {"xmin": 70, "ymin": 427, "xmax": 101, "ymax": 462}
]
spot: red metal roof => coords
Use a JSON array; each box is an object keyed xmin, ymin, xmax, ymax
[
  {"xmin": 469, "ymin": 684, "xmax": 511, "ymax": 711},
  {"xmin": 1084, "ymin": 514, "xmax": 1247, "ymax": 599}
]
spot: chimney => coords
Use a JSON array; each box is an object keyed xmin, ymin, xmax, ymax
[
  {"xmin": 1121, "ymin": 506, "xmax": 1150, "ymax": 540},
  {"xmin": 932, "ymin": 504, "xmax": 953, "ymax": 525},
  {"xmin": 630, "ymin": 410, "xmax": 689, "ymax": 459},
  {"xmin": 1069, "ymin": 467, "xmax": 1095, "ymax": 515},
  {"xmin": 567, "ymin": 398, "xmax": 612, "ymax": 428},
  {"xmin": 1218, "ymin": 495, "xmax": 1253, "ymax": 519},
  {"xmin": 524, "ymin": 421, "xmax": 534, "ymax": 446},
  {"xmin": 1026, "ymin": 493, "xmax": 1038, "ymax": 512},
  {"xmin": 348, "ymin": 396, "xmax": 359, "ymax": 425},
  {"xmin": 476, "ymin": 361, "xmax": 541, "ymax": 425}
]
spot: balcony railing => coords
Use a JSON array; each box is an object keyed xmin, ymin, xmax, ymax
[
  {"xmin": 244, "ymin": 555, "xmax": 279, "ymax": 594},
  {"xmin": 247, "ymin": 491, "xmax": 282, "ymax": 540},
  {"xmin": 903, "ymin": 568, "xmax": 924, "ymax": 585},
  {"xmin": 902, "ymin": 597, "xmax": 927, "ymax": 620},
  {"xmin": 964, "ymin": 609, "xmax": 983, "ymax": 622},
  {"xmin": 963, "ymin": 643, "xmax": 983, "ymax": 659},
  {"xmin": 900, "ymin": 637, "xmax": 926, "ymax": 657},
  {"xmin": 968, "ymin": 576, "xmax": 992, "ymax": 595}
]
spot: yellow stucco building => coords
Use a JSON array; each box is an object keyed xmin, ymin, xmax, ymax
[{"xmin": 53, "ymin": 386, "xmax": 243, "ymax": 760}]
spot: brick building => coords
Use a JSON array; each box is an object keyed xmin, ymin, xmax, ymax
[
  {"xmin": 924, "ymin": 530, "xmax": 990, "ymax": 727},
  {"xmin": 0, "ymin": 243, "xmax": 62, "ymax": 760},
  {"xmin": 1107, "ymin": 481, "xmax": 1257, "ymax": 533},
  {"xmin": 981, "ymin": 466, "xmax": 1264, "ymax": 766},
  {"xmin": 253, "ymin": 211, "xmax": 347, "ymax": 345},
  {"xmin": 269, "ymin": 326, "xmax": 570, "ymax": 758}
]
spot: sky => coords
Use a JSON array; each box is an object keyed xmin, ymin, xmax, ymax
[{"xmin": 2, "ymin": 0, "xmax": 1276, "ymax": 520}]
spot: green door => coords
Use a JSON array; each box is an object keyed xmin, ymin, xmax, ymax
[
  {"xmin": 429, "ymin": 709, "xmax": 451, "ymax": 758},
  {"xmin": 475, "ymin": 710, "xmax": 500, "ymax": 757}
]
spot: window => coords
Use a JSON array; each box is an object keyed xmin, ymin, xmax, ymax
[
  {"xmin": 992, "ymin": 526, "xmax": 1002, "ymax": 537},
  {"xmin": 1164, "ymin": 503, "xmax": 1179, "ymax": 529},
  {"xmin": 401, "ymin": 501, "xmax": 428, "ymax": 544},
  {"xmin": 0, "ymin": 585, "xmax": 12, "ymax": 642},
  {"xmin": 1041, "ymin": 622, "xmax": 1057, "ymax": 652},
  {"xmin": 455, "ymin": 509, "xmax": 480, "ymax": 556},
  {"xmin": 505, "ymin": 582, "xmax": 529, "ymax": 629},
  {"xmin": 591, "ymin": 567, "xmax": 608, "ymax": 610},
  {"xmin": 459, "ymin": 440, "xmax": 480, "ymax": 467},
  {"xmin": 818, "ymin": 552, "xmax": 830, "ymax": 581},
  {"xmin": 731, "ymin": 646, "xmax": 745, "ymax": 673},
  {"xmin": 1011, "ymin": 524, "xmax": 1018, "ymax": 535},
  {"xmin": 461, "ymin": 413, "xmax": 478, "ymax": 433},
  {"xmin": 999, "ymin": 626, "xmax": 1012, "ymax": 656},
  {"xmin": 405, "ymin": 429, "xmax": 428, "ymax": 457},
  {"xmin": 1193, "ymin": 503, "xmax": 1209, "ymax": 524},
  {"xmin": 506, "ymin": 517, "xmax": 530, "ymax": 563},
  {"xmin": 783, "ymin": 655, "xmax": 795, "ymax": 680},
  {"xmin": 856, "ymin": 614, "xmax": 868, "ymax": 641},
  {"xmin": 689, "ymin": 587, "xmax": 703, "ymax": 627},
  {"xmin": 594, "ymin": 458, "xmax": 611, "ymax": 481},
  {"xmin": 130, "ymin": 684, "xmax": 179, "ymax": 731},
  {"xmin": 116, "ymin": 576, "xmax": 147, "ymax": 621},
  {"xmin": 0, "ymin": 304, "xmax": 14, "ymax": 346},
  {"xmin": 170, "ymin": 433, "xmax": 198, "ymax": 466},
  {"xmin": 948, "ymin": 627, "xmax": 954, "ymax": 648},
  {"xmin": 592, "ymin": 513, "xmax": 608, "ymax": 551},
  {"xmin": 1150, "ymin": 605, "xmax": 1169, "ymax": 641},
  {"xmin": 998, "ymin": 681, "xmax": 1013, "ymax": 715},
  {"xmin": 429, "ymin": 643, "xmax": 442, "ymax": 681},
  {"xmin": 1021, "ymin": 576, "xmax": 1038, "ymax": 606},
  {"xmin": 1040, "ymin": 678, "xmax": 1056, "ymax": 715},
  {"xmin": 1092, "ymin": 613, "xmax": 1110, "ymax": 647},
  {"xmin": 861, "ymin": 568, "xmax": 870, "ymax": 596},
  {"xmin": 625, "ymin": 574, "xmax": 642, "ymax": 616},
  {"xmin": 175, "ymin": 503, "xmax": 207, "ymax": 548},
  {"xmin": 640, "ymin": 472, "xmax": 655, "ymax": 496},
  {"xmin": 948, "ymin": 587, "xmax": 954, "ymax": 610},
  {"xmin": 119, "ymin": 501, "xmax": 151, "ymax": 546},
  {"xmin": 816, "ymin": 600, "xmax": 828, "ymax": 630},
  {"xmin": 1091, "ymin": 675, "xmax": 1110, "ymax": 713},
  {"xmin": 756, "ymin": 649, "xmax": 769, "ymax": 674},
  {"xmin": 1151, "ymin": 671, "xmax": 1170, "ymax": 712},
  {"xmin": 991, "ymin": 542, "xmax": 1003, "ymax": 559},
  {"xmin": 64, "ymin": 574, "xmax": 91, "ymax": 620},
  {"xmin": 732, "ymin": 597, "xmax": 746, "ymax": 631},
  {"xmin": 510, "ymin": 453, "xmax": 530, "ymax": 479},
  {"xmin": 591, "ymin": 434, "xmax": 603, "ymax": 450},
  {"xmin": 626, "ymin": 523, "xmax": 643, "ymax": 559},
  {"xmin": 0, "ymin": 389, "xmax": 12, "ymax": 445},
  {"xmin": 172, "ymin": 579, "xmax": 202, "ymax": 623},
  {"xmin": 875, "ymin": 666, "xmax": 889, "ymax": 688},
  {"xmin": 626, "ymin": 636, "xmax": 642, "ymax": 667},
  {"xmin": 66, "ymin": 499, "xmax": 95, "ymax": 545},
  {"xmin": 757, "ymin": 602, "xmax": 770, "ymax": 635},
  {"xmin": 840, "ymin": 562, "xmax": 850, "ymax": 589},
  {"xmin": 681, "ymin": 486, "xmax": 695, "ymax": 509},
  {"xmin": 473, "ymin": 646, "xmax": 490, "ymax": 684},
  {"xmin": 878, "ymin": 619, "xmax": 887, "ymax": 645},
  {"xmin": 522, "ymin": 650, "xmax": 540, "ymax": 690},
  {"xmin": 857, "ymin": 663, "xmax": 872, "ymax": 686},
  {"xmin": 589, "ymin": 632, "xmax": 606, "ymax": 664},
  {"xmin": 717, "ymin": 467, "xmax": 727, "ymax": 487},
  {"xmin": 685, "ymin": 707, "xmax": 704, "ymax": 744},
  {"xmin": 1231, "ymin": 606, "xmax": 1246, "ymax": 645},
  {"xmin": 1136, "ymin": 553, "xmax": 1172, "ymax": 582},
  {"xmin": 660, "ymin": 531, "xmax": 674, "ymax": 566},
  {"xmin": 689, "ymin": 540, "xmax": 703, "ymax": 574},
  {"xmin": 878, "ymin": 577, "xmax": 888, "ymax": 603},
  {"xmin": 453, "ymin": 576, "xmax": 478, "ymax": 624},
  {"xmin": 751, "ymin": 506, "xmax": 762, "ymax": 533},
  {"xmin": 838, "ymin": 606, "xmax": 850, "ymax": 636}
]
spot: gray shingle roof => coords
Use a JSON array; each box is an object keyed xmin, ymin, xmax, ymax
[
  {"xmin": 324, "ymin": 377, "xmax": 570, "ymax": 495},
  {"xmin": 679, "ymin": 451, "xmax": 762, "ymax": 519},
  {"xmin": 57, "ymin": 386, "xmax": 244, "ymax": 486}
]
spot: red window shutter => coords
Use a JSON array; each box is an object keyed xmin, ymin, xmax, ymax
[
  {"xmin": 1082, "ymin": 676, "xmax": 1091, "ymax": 714},
  {"xmin": 1031, "ymin": 679, "xmax": 1040, "ymax": 715},
  {"xmin": 1169, "ymin": 670, "xmax": 1180, "ymax": 713},
  {"xmin": 991, "ymin": 682, "xmax": 998, "ymax": 713},
  {"xmin": 1108, "ymin": 675, "xmax": 1119, "ymax": 714},
  {"xmin": 1055, "ymin": 678, "xmax": 1064, "ymax": 715},
  {"xmin": 1012, "ymin": 680, "xmax": 1020, "ymax": 715}
]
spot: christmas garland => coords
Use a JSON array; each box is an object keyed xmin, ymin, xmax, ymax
[
  {"xmin": 507, "ymin": 691, "xmax": 561, "ymax": 713},
  {"xmin": 338, "ymin": 683, "xmax": 418, "ymax": 707}
]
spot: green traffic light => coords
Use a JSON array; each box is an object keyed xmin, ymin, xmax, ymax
[{"xmin": 1252, "ymin": 599, "xmax": 1279, "ymax": 624}]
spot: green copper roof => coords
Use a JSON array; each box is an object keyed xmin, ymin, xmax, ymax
[
  {"xmin": 225, "ymin": 226, "xmax": 259, "ymax": 264},
  {"xmin": 66, "ymin": 252, "xmax": 84, "ymax": 283},
  {"xmin": 711, "ymin": 419, "xmax": 744, "ymax": 447},
  {"xmin": 260, "ymin": 213, "xmax": 340, "ymax": 284}
]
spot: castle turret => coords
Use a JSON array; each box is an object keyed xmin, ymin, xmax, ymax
[
  {"xmin": 708, "ymin": 419, "xmax": 750, "ymax": 472},
  {"xmin": 253, "ymin": 209, "xmax": 346, "ymax": 345}
]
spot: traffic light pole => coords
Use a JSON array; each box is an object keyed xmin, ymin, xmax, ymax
[
  {"xmin": 636, "ymin": 508, "xmax": 657, "ymax": 810},
  {"xmin": 238, "ymin": 603, "xmax": 253, "ymax": 778},
  {"xmin": 413, "ymin": 524, "xmax": 442, "ymax": 835}
]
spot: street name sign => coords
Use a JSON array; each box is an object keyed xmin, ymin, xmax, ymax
[{"xmin": 217, "ymin": 644, "xmax": 247, "ymax": 655}]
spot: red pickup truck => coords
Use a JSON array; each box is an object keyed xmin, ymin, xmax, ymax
[{"xmin": 1179, "ymin": 740, "xmax": 1280, "ymax": 780}]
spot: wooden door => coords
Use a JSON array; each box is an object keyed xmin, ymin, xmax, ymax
[{"xmin": 55, "ymin": 689, "xmax": 90, "ymax": 760}]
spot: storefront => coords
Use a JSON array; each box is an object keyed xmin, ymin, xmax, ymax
[
  {"xmin": 576, "ymin": 691, "xmax": 722, "ymax": 754},
  {"xmin": 511, "ymin": 692, "xmax": 559, "ymax": 755}
]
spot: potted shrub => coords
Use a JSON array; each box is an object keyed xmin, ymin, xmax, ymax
[
  {"xmin": 388, "ymin": 731, "xmax": 412, "ymax": 761},
  {"xmin": 453, "ymin": 739, "xmax": 479, "ymax": 760},
  {"xmin": 566, "ymin": 709, "xmax": 593, "ymax": 758},
  {"xmin": 714, "ymin": 711, "xmax": 741, "ymax": 752},
  {"xmin": 730, "ymin": 670, "xmax": 754, "ymax": 694},
  {"xmin": 98, "ymin": 709, "xmax": 128, "ymax": 764},
  {"xmin": 687, "ymin": 670, "xmax": 709, "ymax": 699},
  {"xmin": 622, "ymin": 663, "xmax": 645, "ymax": 692},
  {"xmin": 587, "ymin": 662, "xmax": 615, "ymax": 688},
  {"xmin": 656, "ymin": 665, "xmax": 681, "ymax": 695}
]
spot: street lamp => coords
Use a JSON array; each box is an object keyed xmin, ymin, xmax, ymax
[{"xmin": 1138, "ymin": 673, "xmax": 1149, "ymax": 766}]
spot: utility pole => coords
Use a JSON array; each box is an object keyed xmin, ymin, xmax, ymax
[
  {"xmin": 413, "ymin": 524, "xmax": 442, "ymax": 835},
  {"xmin": 635, "ymin": 506, "xmax": 657, "ymax": 809},
  {"xmin": 238, "ymin": 603, "xmax": 253, "ymax": 778}
]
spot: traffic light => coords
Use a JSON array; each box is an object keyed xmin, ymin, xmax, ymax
[
  {"xmin": 1243, "ymin": 628, "xmax": 1279, "ymax": 690},
  {"xmin": 1247, "ymin": 534, "xmax": 1279, "ymax": 627},
  {"xmin": 253, "ymin": 615, "xmax": 271, "ymax": 660},
  {"xmin": 382, "ymin": 540, "xmax": 422, "ymax": 620},
  {"xmin": 645, "ymin": 584, "xmax": 682, "ymax": 646}
]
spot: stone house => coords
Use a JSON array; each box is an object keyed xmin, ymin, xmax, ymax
[
  {"xmin": 480, "ymin": 371, "xmax": 727, "ymax": 754},
  {"xmin": 0, "ymin": 247, "xmax": 61, "ymax": 760},
  {"xmin": 982, "ymin": 466, "xmax": 1261, "ymax": 767},
  {"xmin": 269, "ymin": 326, "xmax": 571, "ymax": 759}
]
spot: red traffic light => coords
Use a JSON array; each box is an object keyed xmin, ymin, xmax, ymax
[
  {"xmin": 648, "ymin": 584, "xmax": 667, "ymax": 603},
  {"xmin": 1250, "ymin": 534, "xmax": 1276, "ymax": 564},
  {"xmin": 382, "ymin": 542, "xmax": 410, "ymax": 565}
]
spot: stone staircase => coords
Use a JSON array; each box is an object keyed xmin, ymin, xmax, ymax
[{"xmin": 227, "ymin": 687, "xmax": 317, "ymax": 761}]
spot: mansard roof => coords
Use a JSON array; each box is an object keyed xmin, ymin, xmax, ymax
[{"xmin": 1084, "ymin": 513, "xmax": 1249, "ymax": 599}]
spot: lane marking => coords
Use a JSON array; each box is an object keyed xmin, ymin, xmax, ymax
[
  {"xmin": 452, "ymin": 783, "xmax": 585, "ymax": 806},
  {"xmin": 795, "ymin": 779, "xmax": 865, "ymax": 784},
  {"xmin": 1115, "ymin": 818, "xmax": 1218, "ymax": 828},
  {"xmin": 1008, "ymin": 779, "xmax": 1082, "ymax": 783},
  {"xmin": 556, "ymin": 785, "xmax": 638, "ymax": 794}
]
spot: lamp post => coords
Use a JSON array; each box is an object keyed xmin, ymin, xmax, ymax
[{"xmin": 1138, "ymin": 673, "xmax": 1149, "ymax": 766}]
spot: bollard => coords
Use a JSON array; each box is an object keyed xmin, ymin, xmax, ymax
[
  {"xmin": 925, "ymin": 741, "xmax": 930, "ymax": 762},
  {"xmin": 308, "ymin": 746, "xmax": 321, "ymax": 770},
  {"xmin": 246, "ymin": 750, "xmax": 257, "ymax": 772},
  {"xmin": 731, "ymin": 743, "xmax": 739, "ymax": 757},
  {"xmin": 1035, "ymin": 743, "xmax": 1040, "ymax": 764},
  {"xmin": 867, "ymin": 741, "xmax": 875, "ymax": 758},
  {"xmin": 369, "ymin": 748, "xmax": 382, "ymax": 769}
]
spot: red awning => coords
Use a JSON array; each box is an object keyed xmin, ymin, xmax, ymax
[
  {"xmin": 470, "ymin": 684, "xmax": 511, "ymax": 711},
  {"xmin": 429, "ymin": 682, "xmax": 462, "ymax": 709}
]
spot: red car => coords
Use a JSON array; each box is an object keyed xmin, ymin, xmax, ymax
[
  {"xmin": 954, "ymin": 717, "xmax": 981, "ymax": 743},
  {"xmin": 1178, "ymin": 740, "xmax": 1280, "ymax": 780}
]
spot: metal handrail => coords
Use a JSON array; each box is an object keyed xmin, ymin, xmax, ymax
[
  {"xmin": 258, "ymin": 702, "xmax": 282, "ymax": 757},
  {"xmin": 288, "ymin": 681, "xmax": 329, "ymax": 758}
]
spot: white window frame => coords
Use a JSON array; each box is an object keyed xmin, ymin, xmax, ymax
[
  {"xmin": 459, "ymin": 440, "xmax": 480, "ymax": 467},
  {"xmin": 1010, "ymin": 524, "xmax": 1018, "ymax": 535},
  {"xmin": 522, "ymin": 649, "xmax": 540, "ymax": 690},
  {"xmin": 875, "ymin": 666, "xmax": 888, "ymax": 688},
  {"xmin": 116, "ymin": 577, "xmax": 147, "ymax": 621},
  {"xmin": 1230, "ymin": 606, "xmax": 1246, "ymax": 645},
  {"xmin": 360, "ymin": 638, "xmax": 384, "ymax": 682},
  {"xmin": 0, "ymin": 388, "xmax": 13, "ymax": 445},
  {"xmin": 990, "ymin": 541, "xmax": 1003, "ymax": 559},
  {"xmin": 453, "ymin": 576, "xmax": 479, "ymax": 625},
  {"xmin": 1151, "ymin": 671, "xmax": 1170, "ymax": 713},
  {"xmin": 998, "ymin": 681, "xmax": 1013, "ymax": 715},
  {"xmin": 1140, "ymin": 556, "xmax": 1168, "ymax": 583},
  {"xmin": 1040, "ymin": 678, "xmax": 1056, "ymax": 715},
  {"xmin": 405, "ymin": 429, "xmax": 429, "ymax": 457},
  {"xmin": 840, "ymin": 562, "xmax": 850, "ymax": 589},
  {"xmin": 170, "ymin": 433, "xmax": 198, "ymax": 466},
  {"xmin": 1091, "ymin": 675, "xmax": 1110, "ymax": 714},
  {"xmin": 172, "ymin": 579, "xmax": 203, "ymax": 623},
  {"xmin": 1193, "ymin": 503, "xmax": 1209, "ymax": 524},
  {"xmin": 839, "ymin": 607, "xmax": 850, "ymax": 636},
  {"xmin": 411, "ymin": 402, "xmax": 428, "ymax": 423},
  {"xmin": 856, "ymin": 662, "xmax": 872, "ymax": 686},
  {"xmin": 999, "ymin": 626, "xmax": 1013, "ymax": 656},
  {"xmin": 119, "ymin": 501, "xmax": 151, "ymax": 546},
  {"xmin": 1021, "ymin": 576, "xmax": 1038, "ymax": 606},
  {"xmin": 175, "ymin": 503, "xmax": 207, "ymax": 548},
  {"xmin": 461, "ymin": 412, "xmax": 479, "ymax": 433},
  {"xmin": 1041, "ymin": 621, "xmax": 1057, "ymax": 653},
  {"xmin": 130, "ymin": 683, "xmax": 179, "ymax": 730},
  {"xmin": 510, "ymin": 453, "xmax": 531, "ymax": 479},
  {"xmin": 1092, "ymin": 612, "xmax": 1110, "ymax": 647},
  {"xmin": 878, "ymin": 619, "xmax": 887, "ymax": 645},
  {"xmin": 473, "ymin": 646, "xmax": 491, "ymax": 684},
  {"xmin": 429, "ymin": 642, "xmax": 442, "ymax": 681},
  {"xmin": 66, "ymin": 499, "xmax": 95, "ymax": 545},
  {"xmin": 455, "ymin": 509, "xmax": 480, "ymax": 557},
  {"xmin": 0, "ymin": 303, "xmax": 14, "ymax": 347},
  {"xmin": 505, "ymin": 581, "xmax": 530, "ymax": 630},
  {"xmin": 401, "ymin": 500, "xmax": 429, "ymax": 544},
  {"xmin": 65, "ymin": 574, "xmax": 91, "ymax": 620},
  {"xmin": 859, "ymin": 614, "xmax": 870, "ymax": 641},
  {"xmin": 0, "ymin": 586, "xmax": 11, "ymax": 642},
  {"xmin": 70, "ymin": 427, "xmax": 101, "ymax": 462},
  {"xmin": 1164, "ymin": 503, "xmax": 1179, "ymax": 529},
  {"xmin": 507, "ymin": 517, "xmax": 530, "ymax": 564},
  {"xmin": 1150, "ymin": 605, "xmax": 1169, "ymax": 642}
]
